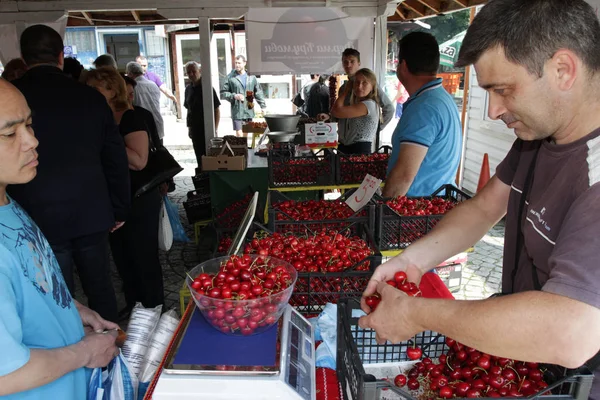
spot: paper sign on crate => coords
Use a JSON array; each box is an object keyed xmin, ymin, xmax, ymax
[
  {"xmin": 345, "ymin": 174, "xmax": 382, "ymax": 212},
  {"xmin": 305, "ymin": 122, "xmax": 338, "ymax": 148}
]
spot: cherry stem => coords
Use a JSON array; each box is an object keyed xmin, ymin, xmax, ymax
[
  {"xmin": 508, "ymin": 366, "xmax": 521, "ymax": 381},
  {"xmin": 473, "ymin": 367, "xmax": 488, "ymax": 375},
  {"xmin": 446, "ymin": 356, "xmax": 454, "ymax": 372}
]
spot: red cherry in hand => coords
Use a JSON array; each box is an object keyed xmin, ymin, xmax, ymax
[
  {"xmin": 394, "ymin": 271, "xmax": 407, "ymax": 284},
  {"xmin": 393, "ymin": 374, "xmax": 407, "ymax": 387},
  {"xmin": 406, "ymin": 346, "xmax": 422, "ymax": 360}
]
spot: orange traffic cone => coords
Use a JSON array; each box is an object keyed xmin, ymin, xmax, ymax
[{"xmin": 477, "ymin": 153, "xmax": 491, "ymax": 193}]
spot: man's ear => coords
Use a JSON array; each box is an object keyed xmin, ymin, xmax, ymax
[
  {"xmin": 550, "ymin": 49, "xmax": 578, "ymax": 92},
  {"xmin": 58, "ymin": 51, "xmax": 65, "ymax": 70}
]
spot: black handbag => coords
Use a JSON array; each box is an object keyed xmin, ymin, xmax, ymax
[{"xmin": 134, "ymin": 142, "xmax": 183, "ymax": 198}]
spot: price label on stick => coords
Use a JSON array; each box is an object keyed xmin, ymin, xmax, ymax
[{"xmin": 346, "ymin": 174, "xmax": 382, "ymax": 212}]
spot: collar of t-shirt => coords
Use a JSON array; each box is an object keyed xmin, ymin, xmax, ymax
[{"xmin": 405, "ymin": 78, "xmax": 443, "ymax": 107}]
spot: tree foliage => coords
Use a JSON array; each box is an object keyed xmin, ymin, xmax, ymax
[{"xmin": 425, "ymin": 9, "xmax": 471, "ymax": 44}]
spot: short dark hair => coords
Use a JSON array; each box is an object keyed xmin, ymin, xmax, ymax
[
  {"xmin": 398, "ymin": 32, "xmax": 439, "ymax": 76},
  {"xmin": 20, "ymin": 24, "xmax": 63, "ymax": 66},
  {"xmin": 123, "ymin": 75, "xmax": 137, "ymax": 88},
  {"xmin": 63, "ymin": 57, "xmax": 83, "ymax": 80},
  {"xmin": 342, "ymin": 48, "xmax": 360, "ymax": 63},
  {"xmin": 456, "ymin": 0, "xmax": 600, "ymax": 77},
  {"xmin": 236, "ymin": 55, "xmax": 246, "ymax": 62},
  {"xmin": 94, "ymin": 54, "xmax": 117, "ymax": 69},
  {"xmin": 1, "ymin": 58, "xmax": 28, "ymax": 81}
]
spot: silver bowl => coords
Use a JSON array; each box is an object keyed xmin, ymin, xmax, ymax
[
  {"xmin": 266, "ymin": 131, "xmax": 299, "ymax": 143},
  {"xmin": 264, "ymin": 114, "xmax": 301, "ymax": 132}
]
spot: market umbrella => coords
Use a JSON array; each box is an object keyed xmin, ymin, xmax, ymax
[{"xmin": 439, "ymin": 30, "xmax": 466, "ymax": 68}]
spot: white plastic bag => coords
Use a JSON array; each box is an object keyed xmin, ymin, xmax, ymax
[
  {"xmin": 121, "ymin": 303, "xmax": 162, "ymax": 378},
  {"xmin": 139, "ymin": 309, "xmax": 180, "ymax": 383},
  {"xmin": 88, "ymin": 352, "xmax": 139, "ymax": 400},
  {"xmin": 158, "ymin": 200, "xmax": 173, "ymax": 251}
]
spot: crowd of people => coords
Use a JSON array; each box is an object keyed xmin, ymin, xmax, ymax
[{"xmin": 0, "ymin": 25, "xmax": 170, "ymax": 321}]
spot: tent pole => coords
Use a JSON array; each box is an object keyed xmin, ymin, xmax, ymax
[{"xmin": 456, "ymin": 6, "xmax": 476, "ymax": 188}]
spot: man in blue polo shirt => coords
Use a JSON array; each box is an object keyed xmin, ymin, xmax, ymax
[{"xmin": 383, "ymin": 32, "xmax": 462, "ymax": 198}]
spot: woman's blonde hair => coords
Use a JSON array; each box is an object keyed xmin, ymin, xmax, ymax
[
  {"xmin": 353, "ymin": 68, "xmax": 382, "ymax": 122},
  {"xmin": 85, "ymin": 67, "xmax": 130, "ymax": 112}
]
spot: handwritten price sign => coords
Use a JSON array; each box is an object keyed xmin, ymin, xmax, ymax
[{"xmin": 345, "ymin": 174, "xmax": 382, "ymax": 212}]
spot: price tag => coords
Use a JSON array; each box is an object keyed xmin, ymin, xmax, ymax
[{"xmin": 345, "ymin": 174, "xmax": 382, "ymax": 212}]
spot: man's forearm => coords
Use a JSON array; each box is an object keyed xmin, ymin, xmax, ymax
[
  {"xmin": 160, "ymin": 85, "xmax": 176, "ymax": 100},
  {"xmin": 0, "ymin": 346, "xmax": 87, "ymax": 395},
  {"xmin": 408, "ymin": 291, "xmax": 600, "ymax": 368},
  {"xmin": 214, "ymin": 108, "xmax": 220, "ymax": 130},
  {"xmin": 382, "ymin": 173, "xmax": 412, "ymax": 198}
]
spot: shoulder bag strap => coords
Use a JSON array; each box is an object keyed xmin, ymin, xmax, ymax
[{"xmin": 510, "ymin": 143, "xmax": 542, "ymax": 293}]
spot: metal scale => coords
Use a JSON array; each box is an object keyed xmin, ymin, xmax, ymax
[{"xmin": 152, "ymin": 192, "xmax": 317, "ymax": 400}]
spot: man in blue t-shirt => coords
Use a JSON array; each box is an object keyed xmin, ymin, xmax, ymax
[
  {"xmin": 384, "ymin": 32, "xmax": 462, "ymax": 198},
  {"xmin": 0, "ymin": 78, "xmax": 119, "ymax": 399}
]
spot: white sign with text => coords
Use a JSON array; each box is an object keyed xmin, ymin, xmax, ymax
[
  {"xmin": 245, "ymin": 8, "xmax": 374, "ymax": 75},
  {"xmin": 346, "ymin": 174, "xmax": 382, "ymax": 212}
]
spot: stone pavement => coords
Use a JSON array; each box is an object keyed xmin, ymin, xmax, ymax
[{"xmin": 74, "ymin": 128, "xmax": 505, "ymax": 322}]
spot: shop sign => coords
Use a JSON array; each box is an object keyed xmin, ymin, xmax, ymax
[{"xmin": 246, "ymin": 7, "xmax": 374, "ymax": 75}]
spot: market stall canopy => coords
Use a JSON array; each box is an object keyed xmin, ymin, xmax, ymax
[
  {"xmin": 390, "ymin": 0, "xmax": 486, "ymax": 21},
  {"xmin": 0, "ymin": 0, "xmax": 400, "ymax": 26},
  {"xmin": 0, "ymin": 0, "xmax": 490, "ymax": 26},
  {"xmin": 439, "ymin": 30, "xmax": 466, "ymax": 68}
]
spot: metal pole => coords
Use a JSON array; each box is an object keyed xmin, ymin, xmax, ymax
[{"xmin": 198, "ymin": 17, "xmax": 216, "ymax": 155}]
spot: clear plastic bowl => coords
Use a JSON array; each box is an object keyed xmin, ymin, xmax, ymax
[{"xmin": 186, "ymin": 255, "xmax": 298, "ymax": 336}]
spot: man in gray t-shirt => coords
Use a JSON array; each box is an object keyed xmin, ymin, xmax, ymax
[
  {"xmin": 360, "ymin": 1, "xmax": 600, "ymax": 398},
  {"xmin": 126, "ymin": 62, "xmax": 164, "ymax": 140}
]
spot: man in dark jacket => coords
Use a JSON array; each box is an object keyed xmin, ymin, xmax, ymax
[
  {"xmin": 9, "ymin": 25, "xmax": 130, "ymax": 322},
  {"xmin": 221, "ymin": 55, "xmax": 267, "ymax": 136},
  {"xmin": 184, "ymin": 61, "xmax": 221, "ymax": 167}
]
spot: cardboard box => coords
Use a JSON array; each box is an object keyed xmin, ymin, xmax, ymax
[
  {"xmin": 305, "ymin": 122, "xmax": 338, "ymax": 148},
  {"xmin": 208, "ymin": 144, "xmax": 248, "ymax": 158},
  {"xmin": 202, "ymin": 142, "xmax": 246, "ymax": 171},
  {"xmin": 242, "ymin": 124, "xmax": 267, "ymax": 133},
  {"xmin": 202, "ymin": 155, "xmax": 246, "ymax": 171}
]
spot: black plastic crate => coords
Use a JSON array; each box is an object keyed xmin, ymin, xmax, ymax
[
  {"xmin": 268, "ymin": 148, "xmax": 335, "ymax": 188},
  {"xmin": 239, "ymin": 221, "xmax": 382, "ymax": 316},
  {"xmin": 376, "ymin": 184, "xmax": 471, "ymax": 251},
  {"xmin": 267, "ymin": 189, "xmax": 375, "ymax": 235},
  {"xmin": 182, "ymin": 190, "xmax": 211, "ymax": 224},
  {"xmin": 212, "ymin": 187, "xmax": 254, "ymax": 230},
  {"xmin": 337, "ymin": 298, "xmax": 594, "ymax": 400},
  {"xmin": 336, "ymin": 146, "xmax": 392, "ymax": 185},
  {"xmin": 212, "ymin": 226, "xmax": 236, "ymax": 257},
  {"xmin": 192, "ymin": 172, "xmax": 210, "ymax": 192}
]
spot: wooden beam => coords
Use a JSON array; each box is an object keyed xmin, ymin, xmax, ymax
[
  {"xmin": 451, "ymin": 0, "xmax": 468, "ymax": 7},
  {"xmin": 131, "ymin": 10, "xmax": 140, "ymax": 24},
  {"xmin": 401, "ymin": 0, "xmax": 427, "ymax": 16},
  {"xmin": 395, "ymin": 6, "xmax": 406, "ymax": 19},
  {"xmin": 438, "ymin": 0, "xmax": 452, "ymax": 12},
  {"xmin": 81, "ymin": 11, "xmax": 94, "ymax": 25},
  {"xmin": 416, "ymin": 0, "xmax": 442, "ymax": 13}
]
